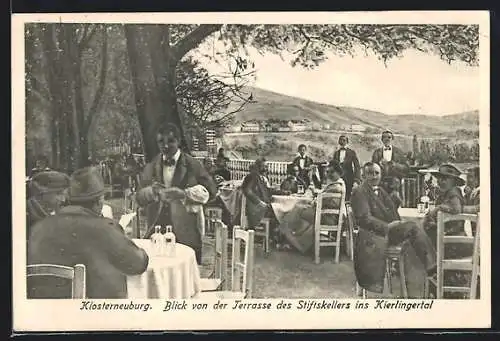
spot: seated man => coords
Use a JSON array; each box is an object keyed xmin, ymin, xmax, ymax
[
  {"xmin": 26, "ymin": 171, "xmax": 70, "ymax": 239},
  {"xmin": 214, "ymin": 156, "xmax": 231, "ymax": 182},
  {"xmin": 280, "ymin": 163, "xmax": 307, "ymax": 195},
  {"xmin": 351, "ymin": 162, "xmax": 436, "ymax": 298},
  {"xmin": 28, "ymin": 167, "xmax": 149, "ymax": 299}
]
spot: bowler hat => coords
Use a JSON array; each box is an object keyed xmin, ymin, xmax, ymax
[
  {"xmin": 30, "ymin": 171, "xmax": 70, "ymax": 197},
  {"xmin": 429, "ymin": 164, "xmax": 465, "ymax": 186},
  {"xmin": 68, "ymin": 167, "xmax": 106, "ymax": 202}
]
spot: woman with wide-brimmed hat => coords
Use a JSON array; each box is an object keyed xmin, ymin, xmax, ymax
[{"xmin": 422, "ymin": 163, "xmax": 474, "ymax": 271}]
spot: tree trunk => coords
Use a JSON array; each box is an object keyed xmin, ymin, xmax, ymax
[{"xmin": 124, "ymin": 24, "xmax": 190, "ymax": 162}]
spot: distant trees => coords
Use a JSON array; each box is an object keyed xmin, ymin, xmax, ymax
[{"xmin": 413, "ymin": 135, "xmax": 479, "ymax": 166}]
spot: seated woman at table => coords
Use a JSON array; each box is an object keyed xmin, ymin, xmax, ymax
[
  {"xmin": 423, "ymin": 164, "xmax": 471, "ymax": 262},
  {"xmin": 280, "ymin": 163, "xmax": 307, "ymax": 195},
  {"xmin": 278, "ymin": 161, "xmax": 346, "ymax": 254}
]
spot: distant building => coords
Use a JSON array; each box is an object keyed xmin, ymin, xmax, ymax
[
  {"xmin": 278, "ymin": 126, "xmax": 290, "ymax": 132},
  {"xmin": 241, "ymin": 122, "xmax": 261, "ymax": 132},
  {"xmin": 323, "ymin": 123, "xmax": 332, "ymax": 130},
  {"xmin": 288, "ymin": 121, "xmax": 308, "ymax": 131},
  {"xmin": 350, "ymin": 124, "xmax": 366, "ymax": 132},
  {"xmin": 225, "ymin": 124, "xmax": 242, "ymax": 133}
]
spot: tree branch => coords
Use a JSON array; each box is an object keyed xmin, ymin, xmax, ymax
[
  {"xmin": 172, "ymin": 24, "xmax": 222, "ymax": 62},
  {"xmin": 78, "ymin": 24, "xmax": 98, "ymax": 51}
]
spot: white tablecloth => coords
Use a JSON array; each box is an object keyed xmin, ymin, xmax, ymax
[
  {"xmin": 399, "ymin": 207, "xmax": 426, "ymax": 220},
  {"xmin": 271, "ymin": 194, "xmax": 314, "ymax": 224},
  {"xmin": 127, "ymin": 239, "xmax": 201, "ymax": 299}
]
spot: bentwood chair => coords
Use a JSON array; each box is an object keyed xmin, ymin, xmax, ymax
[
  {"xmin": 314, "ymin": 192, "xmax": 345, "ymax": 264},
  {"xmin": 200, "ymin": 221, "xmax": 229, "ymax": 292},
  {"xmin": 425, "ymin": 212, "xmax": 480, "ymax": 299},
  {"xmin": 197, "ymin": 227, "xmax": 255, "ymax": 299},
  {"xmin": 204, "ymin": 206, "xmax": 223, "ymax": 238},
  {"xmin": 27, "ymin": 264, "xmax": 86, "ymax": 299},
  {"xmin": 240, "ymin": 195, "xmax": 271, "ymax": 254}
]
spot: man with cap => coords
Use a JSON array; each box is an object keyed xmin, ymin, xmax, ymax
[
  {"xmin": 371, "ymin": 130, "xmax": 409, "ymax": 196},
  {"xmin": 351, "ymin": 162, "xmax": 436, "ymax": 297},
  {"xmin": 28, "ymin": 167, "xmax": 149, "ymax": 299},
  {"xmin": 136, "ymin": 123, "xmax": 217, "ymax": 264},
  {"xmin": 26, "ymin": 171, "xmax": 70, "ymax": 238},
  {"xmin": 332, "ymin": 135, "xmax": 361, "ymax": 200}
]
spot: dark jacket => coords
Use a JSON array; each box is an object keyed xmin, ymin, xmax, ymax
[
  {"xmin": 280, "ymin": 175, "xmax": 306, "ymax": 194},
  {"xmin": 27, "ymin": 205, "xmax": 149, "ymax": 299},
  {"xmin": 351, "ymin": 182, "xmax": 400, "ymax": 293},
  {"xmin": 332, "ymin": 147, "xmax": 361, "ymax": 185},
  {"xmin": 136, "ymin": 152, "xmax": 217, "ymax": 262},
  {"xmin": 371, "ymin": 146, "xmax": 409, "ymax": 179},
  {"xmin": 214, "ymin": 167, "xmax": 231, "ymax": 182},
  {"xmin": 241, "ymin": 172, "xmax": 277, "ymax": 228},
  {"xmin": 292, "ymin": 155, "xmax": 314, "ymax": 187}
]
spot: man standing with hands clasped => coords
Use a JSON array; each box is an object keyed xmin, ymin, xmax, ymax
[
  {"xmin": 136, "ymin": 123, "xmax": 217, "ymax": 264},
  {"xmin": 332, "ymin": 135, "xmax": 361, "ymax": 200},
  {"xmin": 371, "ymin": 130, "xmax": 409, "ymax": 207}
]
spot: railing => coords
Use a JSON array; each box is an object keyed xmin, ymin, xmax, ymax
[{"xmin": 199, "ymin": 156, "xmax": 425, "ymax": 208}]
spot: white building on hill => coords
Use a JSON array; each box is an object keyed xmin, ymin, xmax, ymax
[
  {"xmin": 350, "ymin": 124, "xmax": 366, "ymax": 132},
  {"xmin": 241, "ymin": 122, "xmax": 261, "ymax": 132}
]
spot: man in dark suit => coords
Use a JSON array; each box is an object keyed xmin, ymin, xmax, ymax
[
  {"xmin": 371, "ymin": 130, "xmax": 409, "ymax": 196},
  {"xmin": 292, "ymin": 144, "xmax": 314, "ymax": 187},
  {"xmin": 332, "ymin": 135, "xmax": 361, "ymax": 200},
  {"xmin": 28, "ymin": 167, "xmax": 149, "ymax": 299},
  {"xmin": 136, "ymin": 123, "xmax": 217, "ymax": 264},
  {"xmin": 351, "ymin": 162, "xmax": 436, "ymax": 297}
]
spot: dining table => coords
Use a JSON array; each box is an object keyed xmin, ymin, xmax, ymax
[
  {"xmin": 398, "ymin": 207, "xmax": 427, "ymax": 224},
  {"xmin": 127, "ymin": 239, "xmax": 201, "ymax": 299}
]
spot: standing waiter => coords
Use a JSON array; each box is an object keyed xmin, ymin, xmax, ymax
[
  {"xmin": 332, "ymin": 135, "xmax": 361, "ymax": 200},
  {"xmin": 136, "ymin": 123, "xmax": 217, "ymax": 264}
]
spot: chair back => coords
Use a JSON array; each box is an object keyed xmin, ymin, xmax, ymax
[
  {"xmin": 27, "ymin": 264, "xmax": 86, "ymax": 299},
  {"xmin": 231, "ymin": 227, "xmax": 255, "ymax": 298},
  {"xmin": 205, "ymin": 207, "xmax": 223, "ymax": 237},
  {"xmin": 240, "ymin": 195, "xmax": 248, "ymax": 230},
  {"xmin": 314, "ymin": 192, "xmax": 345, "ymax": 231},
  {"xmin": 214, "ymin": 221, "xmax": 229, "ymax": 289},
  {"xmin": 436, "ymin": 212, "xmax": 480, "ymax": 299}
]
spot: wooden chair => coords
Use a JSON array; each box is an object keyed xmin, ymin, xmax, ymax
[
  {"xmin": 425, "ymin": 212, "xmax": 480, "ymax": 299},
  {"xmin": 197, "ymin": 227, "xmax": 255, "ymax": 299},
  {"xmin": 204, "ymin": 206, "xmax": 223, "ymax": 238},
  {"xmin": 384, "ymin": 241, "xmax": 410, "ymax": 298},
  {"xmin": 314, "ymin": 192, "xmax": 345, "ymax": 264},
  {"xmin": 240, "ymin": 195, "xmax": 271, "ymax": 254},
  {"xmin": 27, "ymin": 264, "xmax": 86, "ymax": 299},
  {"xmin": 344, "ymin": 202, "xmax": 358, "ymax": 261},
  {"xmin": 200, "ymin": 221, "xmax": 228, "ymax": 292}
]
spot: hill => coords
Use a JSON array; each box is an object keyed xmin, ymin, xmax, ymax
[{"xmin": 231, "ymin": 87, "xmax": 479, "ymax": 136}]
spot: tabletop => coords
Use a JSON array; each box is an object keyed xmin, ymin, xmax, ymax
[
  {"xmin": 399, "ymin": 207, "xmax": 426, "ymax": 219},
  {"xmin": 127, "ymin": 239, "xmax": 201, "ymax": 299}
]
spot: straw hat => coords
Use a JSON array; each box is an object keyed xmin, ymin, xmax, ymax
[{"xmin": 429, "ymin": 164, "xmax": 466, "ymax": 186}]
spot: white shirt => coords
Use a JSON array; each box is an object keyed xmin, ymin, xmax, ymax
[
  {"xmin": 382, "ymin": 145, "xmax": 393, "ymax": 162},
  {"xmin": 162, "ymin": 149, "xmax": 181, "ymax": 188},
  {"xmin": 339, "ymin": 149, "xmax": 346, "ymax": 163}
]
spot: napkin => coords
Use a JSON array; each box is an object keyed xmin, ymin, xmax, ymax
[{"xmin": 119, "ymin": 212, "xmax": 137, "ymax": 228}]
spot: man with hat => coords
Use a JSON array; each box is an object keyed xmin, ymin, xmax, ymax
[
  {"xmin": 28, "ymin": 167, "xmax": 149, "ymax": 299},
  {"xmin": 26, "ymin": 171, "xmax": 70, "ymax": 238},
  {"xmin": 136, "ymin": 123, "xmax": 217, "ymax": 264},
  {"xmin": 371, "ymin": 130, "xmax": 409, "ymax": 196},
  {"xmin": 423, "ymin": 164, "xmax": 467, "ymax": 249}
]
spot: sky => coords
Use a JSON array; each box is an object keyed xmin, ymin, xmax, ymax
[{"xmin": 196, "ymin": 45, "xmax": 480, "ymax": 117}]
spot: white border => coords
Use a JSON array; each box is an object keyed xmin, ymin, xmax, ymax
[{"xmin": 12, "ymin": 11, "xmax": 491, "ymax": 331}]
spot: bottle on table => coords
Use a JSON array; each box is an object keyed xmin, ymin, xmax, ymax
[
  {"xmin": 164, "ymin": 225, "xmax": 176, "ymax": 257},
  {"xmin": 150, "ymin": 225, "xmax": 163, "ymax": 255}
]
